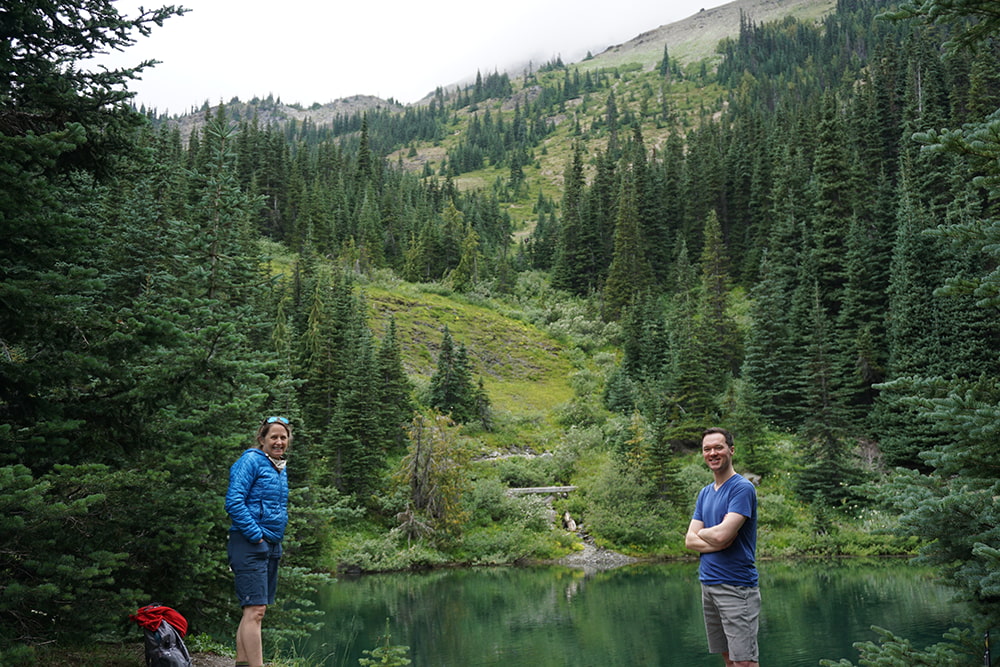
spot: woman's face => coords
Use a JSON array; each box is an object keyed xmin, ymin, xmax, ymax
[{"xmin": 258, "ymin": 424, "xmax": 290, "ymax": 458}]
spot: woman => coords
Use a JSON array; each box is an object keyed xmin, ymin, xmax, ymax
[{"xmin": 225, "ymin": 416, "xmax": 291, "ymax": 667}]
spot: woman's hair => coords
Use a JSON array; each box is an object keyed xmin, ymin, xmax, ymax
[{"xmin": 256, "ymin": 416, "xmax": 292, "ymax": 444}]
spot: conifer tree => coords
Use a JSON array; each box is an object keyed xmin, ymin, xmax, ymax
[
  {"xmin": 2, "ymin": 0, "xmax": 182, "ymax": 470},
  {"xmin": 397, "ymin": 412, "xmax": 472, "ymax": 539},
  {"xmin": 658, "ymin": 131, "xmax": 688, "ymax": 289},
  {"xmin": 629, "ymin": 125, "xmax": 670, "ymax": 285},
  {"xmin": 697, "ymin": 210, "xmax": 742, "ymax": 381},
  {"xmin": 3, "ymin": 12, "xmax": 288, "ymax": 635},
  {"xmin": 428, "ymin": 327, "xmax": 478, "ymax": 424},
  {"xmin": 586, "ymin": 150, "xmax": 619, "ymax": 287},
  {"xmin": 795, "ymin": 281, "xmax": 865, "ymax": 507},
  {"xmin": 375, "ymin": 318, "xmax": 415, "ymax": 452},
  {"xmin": 742, "ymin": 145, "xmax": 812, "ymax": 428},
  {"xmin": 551, "ymin": 142, "xmax": 587, "ymax": 293},
  {"xmin": 620, "ymin": 293, "xmax": 669, "ymax": 383},
  {"xmin": 356, "ymin": 185, "xmax": 386, "ymax": 271},
  {"xmin": 871, "ymin": 167, "xmax": 958, "ymax": 467},
  {"xmin": 604, "ymin": 91, "xmax": 621, "ymax": 156},
  {"xmin": 864, "ymin": 1, "xmax": 1000, "ymax": 650},
  {"xmin": 356, "ymin": 115, "xmax": 375, "ymax": 183},
  {"xmin": 449, "ymin": 225, "xmax": 482, "ymax": 292},
  {"xmin": 603, "ymin": 168, "xmax": 654, "ymax": 319},
  {"xmin": 808, "ymin": 92, "xmax": 855, "ymax": 320},
  {"xmin": 662, "ymin": 242, "xmax": 714, "ymax": 423},
  {"xmin": 337, "ymin": 325, "xmax": 385, "ymax": 498},
  {"xmin": 658, "ymin": 44, "xmax": 671, "ymax": 78}
]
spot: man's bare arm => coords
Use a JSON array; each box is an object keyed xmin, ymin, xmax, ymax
[
  {"xmin": 686, "ymin": 519, "xmax": 716, "ymax": 553},
  {"xmin": 696, "ymin": 512, "xmax": 747, "ymax": 551}
]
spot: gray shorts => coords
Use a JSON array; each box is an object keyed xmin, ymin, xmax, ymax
[{"xmin": 701, "ymin": 583, "xmax": 760, "ymax": 663}]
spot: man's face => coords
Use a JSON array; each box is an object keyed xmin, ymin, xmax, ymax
[{"xmin": 701, "ymin": 432, "xmax": 732, "ymax": 474}]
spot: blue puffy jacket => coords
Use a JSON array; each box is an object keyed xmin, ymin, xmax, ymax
[{"xmin": 225, "ymin": 448, "xmax": 288, "ymax": 544}]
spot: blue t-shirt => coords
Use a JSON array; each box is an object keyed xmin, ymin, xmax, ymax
[{"xmin": 692, "ymin": 473, "xmax": 758, "ymax": 587}]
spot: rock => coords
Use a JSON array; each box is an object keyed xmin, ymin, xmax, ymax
[{"xmin": 552, "ymin": 535, "xmax": 638, "ymax": 574}]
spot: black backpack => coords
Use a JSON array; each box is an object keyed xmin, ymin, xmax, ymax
[{"xmin": 131, "ymin": 604, "xmax": 193, "ymax": 667}]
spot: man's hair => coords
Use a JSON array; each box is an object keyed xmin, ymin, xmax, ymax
[{"xmin": 702, "ymin": 427, "xmax": 734, "ymax": 448}]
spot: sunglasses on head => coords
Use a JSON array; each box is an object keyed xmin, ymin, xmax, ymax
[{"xmin": 264, "ymin": 416, "xmax": 289, "ymax": 425}]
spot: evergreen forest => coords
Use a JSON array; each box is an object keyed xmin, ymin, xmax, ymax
[{"xmin": 3, "ymin": 0, "xmax": 1000, "ymax": 664}]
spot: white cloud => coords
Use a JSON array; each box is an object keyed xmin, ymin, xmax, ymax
[{"xmin": 97, "ymin": 0, "xmax": 731, "ymax": 113}]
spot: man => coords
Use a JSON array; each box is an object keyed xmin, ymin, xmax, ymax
[{"xmin": 685, "ymin": 427, "xmax": 760, "ymax": 667}]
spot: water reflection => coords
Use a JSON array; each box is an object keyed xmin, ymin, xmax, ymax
[{"xmin": 299, "ymin": 559, "xmax": 965, "ymax": 667}]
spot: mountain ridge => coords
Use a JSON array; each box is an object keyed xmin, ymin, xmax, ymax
[
  {"xmin": 584, "ymin": 0, "xmax": 834, "ymax": 70},
  {"xmin": 160, "ymin": 0, "xmax": 833, "ymax": 136}
]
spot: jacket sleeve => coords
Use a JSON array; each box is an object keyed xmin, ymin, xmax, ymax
[{"xmin": 225, "ymin": 453, "xmax": 263, "ymax": 543}]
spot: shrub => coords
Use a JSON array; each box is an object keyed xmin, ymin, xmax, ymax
[
  {"xmin": 584, "ymin": 460, "xmax": 681, "ymax": 551},
  {"xmin": 757, "ymin": 490, "xmax": 804, "ymax": 531},
  {"xmin": 554, "ymin": 396, "xmax": 608, "ymax": 429},
  {"xmin": 457, "ymin": 523, "xmax": 563, "ymax": 563},
  {"xmin": 330, "ymin": 533, "xmax": 450, "ymax": 572},
  {"xmin": 491, "ymin": 455, "xmax": 559, "ymax": 488},
  {"xmin": 463, "ymin": 476, "xmax": 510, "ymax": 524}
]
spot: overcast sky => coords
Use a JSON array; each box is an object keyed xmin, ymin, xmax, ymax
[{"xmin": 98, "ymin": 0, "xmax": 731, "ymax": 114}]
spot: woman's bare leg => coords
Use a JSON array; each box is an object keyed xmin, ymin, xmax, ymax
[{"xmin": 235, "ymin": 604, "xmax": 266, "ymax": 667}]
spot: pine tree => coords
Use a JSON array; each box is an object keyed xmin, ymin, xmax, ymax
[
  {"xmin": 658, "ymin": 44, "xmax": 671, "ymax": 78},
  {"xmin": 428, "ymin": 327, "xmax": 478, "ymax": 424},
  {"xmin": 396, "ymin": 412, "xmax": 471, "ymax": 539},
  {"xmin": 629, "ymin": 125, "xmax": 671, "ymax": 286},
  {"xmin": 741, "ymin": 252, "xmax": 804, "ymax": 427},
  {"xmin": 662, "ymin": 242, "xmax": 714, "ymax": 423},
  {"xmin": 872, "ymin": 168, "xmax": 956, "ymax": 467},
  {"xmin": 375, "ymin": 318, "xmax": 415, "ymax": 452},
  {"xmin": 603, "ymin": 168, "xmax": 654, "ymax": 319},
  {"xmin": 807, "ymin": 91, "xmax": 855, "ymax": 321},
  {"xmin": 604, "ymin": 91, "xmax": 620, "ymax": 156},
  {"xmin": 337, "ymin": 325, "xmax": 384, "ymax": 498},
  {"xmin": 449, "ymin": 225, "xmax": 482, "ymax": 292},
  {"xmin": 658, "ymin": 131, "xmax": 688, "ymax": 289},
  {"xmin": 697, "ymin": 210, "xmax": 742, "ymax": 381},
  {"xmin": 586, "ymin": 150, "xmax": 619, "ymax": 286},
  {"xmin": 867, "ymin": 1, "xmax": 1000, "ymax": 648},
  {"xmin": 551, "ymin": 142, "xmax": 587, "ymax": 293}
]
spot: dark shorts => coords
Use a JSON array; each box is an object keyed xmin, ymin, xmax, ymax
[
  {"xmin": 701, "ymin": 583, "xmax": 760, "ymax": 663},
  {"xmin": 228, "ymin": 531, "xmax": 282, "ymax": 607}
]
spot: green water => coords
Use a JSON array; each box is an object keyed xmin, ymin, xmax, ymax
[{"xmin": 299, "ymin": 559, "xmax": 967, "ymax": 666}]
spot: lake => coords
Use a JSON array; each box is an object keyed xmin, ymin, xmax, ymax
[{"xmin": 299, "ymin": 558, "xmax": 966, "ymax": 666}]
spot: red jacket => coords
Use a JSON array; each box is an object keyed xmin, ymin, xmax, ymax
[{"xmin": 130, "ymin": 604, "xmax": 188, "ymax": 637}]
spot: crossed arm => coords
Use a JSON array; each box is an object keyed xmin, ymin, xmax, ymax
[{"xmin": 685, "ymin": 512, "xmax": 747, "ymax": 553}]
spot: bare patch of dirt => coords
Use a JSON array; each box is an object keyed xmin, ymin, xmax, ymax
[{"xmin": 192, "ymin": 651, "xmax": 233, "ymax": 667}]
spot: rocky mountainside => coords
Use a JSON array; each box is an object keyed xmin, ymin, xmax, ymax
[
  {"xmin": 160, "ymin": 93, "xmax": 403, "ymax": 140},
  {"xmin": 587, "ymin": 0, "xmax": 833, "ymax": 68},
  {"xmin": 159, "ymin": 0, "xmax": 833, "ymax": 139}
]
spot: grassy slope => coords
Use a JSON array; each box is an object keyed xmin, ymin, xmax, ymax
[{"xmin": 365, "ymin": 284, "xmax": 576, "ymax": 436}]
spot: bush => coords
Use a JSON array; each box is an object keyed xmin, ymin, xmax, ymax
[
  {"xmin": 554, "ymin": 396, "xmax": 608, "ymax": 429},
  {"xmin": 491, "ymin": 455, "xmax": 560, "ymax": 488},
  {"xmin": 330, "ymin": 533, "xmax": 450, "ymax": 572},
  {"xmin": 463, "ymin": 476, "xmax": 510, "ymax": 524},
  {"xmin": 457, "ymin": 523, "xmax": 563, "ymax": 563},
  {"xmin": 584, "ymin": 460, "xmax": 682, "ymax": 551},
  {"xmin": 757, "ymin": 490, "xmax": 805, "ymax": 531}
]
